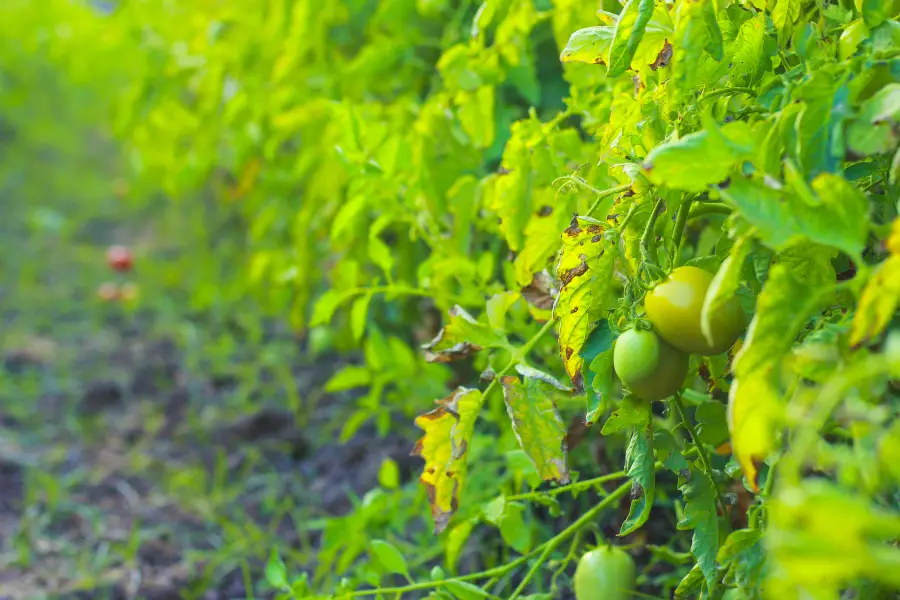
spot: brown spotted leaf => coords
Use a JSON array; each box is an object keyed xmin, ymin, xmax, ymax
[
  {"xmin": 553, "ymin": 216, "xmax": 617, "ymax": 392},
  {"xmin": 501, "ymin": 371, "xmax": 570, "ymax": 484},
  {"xmin": 411, "ymin": 387, "xmax": 482, "ymax": 534},
  {"xmin": 422, "ymin": 306, "xmax": 510, "ymax": 363}
]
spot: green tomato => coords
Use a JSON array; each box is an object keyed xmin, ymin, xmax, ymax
[
  {"xmin": 574, "ymin": 545, "xmax": 636, "ymax": 600},
  {"xmin": 613, "ymin": 328, "xmax": 689, "ymax": 401},
  {"xmin": 644, "ymin": 266, "xmax": 745, "ymax": 356}
]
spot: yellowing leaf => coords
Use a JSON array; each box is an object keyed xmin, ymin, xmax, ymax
[
  {"xmin": 560, "ymin": 26, "xmax": 614, "ymax": 64},
  {"xmin": 850, "ymin": 255, "xmax": 900, "ymax": 348},
  {"xmin": 501, "ymin": 367, "xmax": 571, "ymax": 484},
  {"xmin": 728, "ymin": 265, "xmax": 822, "ymax": 489},
  {"xmin": 553, "ymin": 216, "xmax": 617, "ymax": 392},
  {"xmin": 411, "ymin": 387, "xmax": 482, "ymax": 534}
]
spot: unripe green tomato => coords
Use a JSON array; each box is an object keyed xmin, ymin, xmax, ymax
[
  {"xmin": 645, "ymin": 266, "xmax": 745, "ymax": 356},
  {"xmin": 574, "ymin": 545, "xmax": 636, "ymax": 600},
  {"xmin": 613, "ymin": 328, "xmax": 689, "ymax": 401}
]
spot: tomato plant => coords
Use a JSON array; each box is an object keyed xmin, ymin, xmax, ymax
[
  {"xmin": 613, "ymin": 327, "xmax": 688, "ymax": 401},
  {"xmin": 7, "ymin": 0, "xmax": 900, "ymax": 599},
  {"xmin": 645, "ymin": 265, "xmax": 746, "ymax": 355}
]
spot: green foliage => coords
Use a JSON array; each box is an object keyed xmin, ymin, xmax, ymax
[{"xmin": 5, "ymin": 0, "xmax": 900, "ymax": 598}]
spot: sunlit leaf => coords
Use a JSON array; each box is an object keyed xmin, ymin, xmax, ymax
[{"xmin": 560, "ymin": 26, "xmax": 615, "ymax": 64}]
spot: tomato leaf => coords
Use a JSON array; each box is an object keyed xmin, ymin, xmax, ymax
[
  {"xmin": 606, "ymin": 0, "xmax": 655, "ymax": 77},
  {"xmin": 501, "ymin": 369, "xmax": 571, "ymax": 484},
  {"xmin": 718, "ymin": 529, "xmax": 765, "ymax": 595},
  {"xmin": 850, "ymin": 255, "xmax": 900, "ymax": 348},
  {"xmin": 846, "ymin": 83, "xmax": 900, "ymax": 157},
  {"xmin": 771, "ymin": 0, "xmax": 801, "ymax": 45},
  {"xmin": 412, "ymin": 387, "xmax": 482, "ymax": 534},
  {"xmin": 602, "ymin": 393, "xmax": 651, "ymax": 435},
  {"xmin": 728, "ymin": 265, "xmax": 822, "ymax": 489},
  {"xmin": 677, "ymin": 468, "xmax": 719, "ymax": 591},
  {"xmin": 422, "ymin": 306, "xmax": 509, "ymax": 363},
  {"xmin": 370, "ymin": 540, "xmax": 410, "ymax": 579},
  {"xmin": 265, "ymin": 547, "xmax": 288, "ymax": 589},
  {"xmin": 619, "ymin": 411, "xmax": 655, "ymax": 536},
  {"xmin": 718, "ymin": 174, "xmax": 868, "ymax": 259},
  {"xmin": 643, "ymin": 122, "xmax": 755, "ymax": 192},
  {"xmin": 554, "ymin": 216, "xmax": 618, "ymax": 392},
  {"xmin": 702, "ymin": 235, "xmax": 751, "ymax": 348},
  {"xmin": 560, "ymin": 26, "xmax": 615, "ymax": 65}
]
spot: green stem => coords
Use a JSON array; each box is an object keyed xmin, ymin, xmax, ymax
[
  {"xmin": 479, "ymin": 318, "xmax": 557, "ymax": 409},
  {"xmin": 700, "ymin": 86, "xmax": 756, "ymax": 105},
  {"xmin": 639, "ymin": 198, "xmax": 665, "ymax": 269},
  {"xmin": 688, "ymin": 203, "xmax": 731, "ymax": 220},
  {"xmin": 349, "ymin": 480, "xmax": 634, "ymax": 598},
  {"xmin": 506, "ymin": 470, "xmax": 627, "ymax": 502},
  {"xmin": 586, "ymin": 184, "xmax": 632, "ymax": 218},
  {"xmin": 670, "ymin": 196, "xmax": 693, "ymax": 267},
  {"xmin": 615, "ymin": 203, "xmax": 639, "ymax": 231},
  {"xmin": 507, "ymin": 480, "xmax": 634, "ymax": 600},
  {"xmin": 671, "ymin": 394, "xmax": 726, "ymax": 516}
]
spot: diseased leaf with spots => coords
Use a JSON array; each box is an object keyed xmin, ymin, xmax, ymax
[
  {"xmin": 850, "ymin": 255, "xmax": 900, "ymax": 348},
  {"xmin": 678, "ymin": 468, "xmax": 719, "ymax": 590},
  {"xmin": 619, "ymin": 412, "xmax": 655, "ymax": 536},
  {"xmin": 412, "ymin": 387, "xmax": 482, "ymax": 534},
  {"xmin": 501, "ymin": 371, "xmax": 570, "ymax": 484},
  {"xmin": 728, "ymin": 265, "xmax": 821, "ymax": 489},
  {"xmin": 554, "ymin": 216, "xmax": 617, "ymax": 392},
  {"xmin": 422, "ymin": 305, "xmax": 509, "ymax": 363}
]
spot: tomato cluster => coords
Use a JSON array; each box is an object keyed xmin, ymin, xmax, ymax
[{"xmin": 613, "ymin": 266, "xmax": 746, "ymax": 402}]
